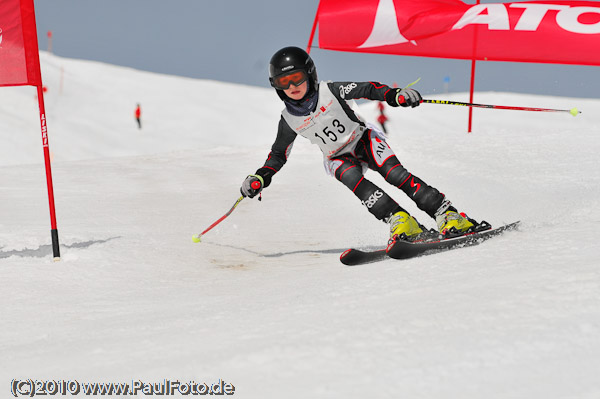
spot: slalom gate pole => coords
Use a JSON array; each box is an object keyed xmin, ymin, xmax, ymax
[
  {"xmin": 37, "ymin": 84, "xmax": 61, "ymax": 261},
  {"xmin": 306, "ymin": 1, "xmax": 320, "ymax": 54},
  {"xmin": 192, "ymin": 195, "xmax": 244, "ymax": 243},
  {"xmin": 422, "ymin": 99, "xmax": 581, "ymax": 116}
]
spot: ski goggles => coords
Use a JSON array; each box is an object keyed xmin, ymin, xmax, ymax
[{"xmin": 272, "ymin": 70, "xmax": 308, "ymax": 90}]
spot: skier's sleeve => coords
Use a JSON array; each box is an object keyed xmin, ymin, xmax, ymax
[
  {"xmin": 254, "ymin": 116, "xmax": 297, "ymax": 188},
  {"xmin": 329, "ymin": 81, "xmax": 394, "ymax": 102}
]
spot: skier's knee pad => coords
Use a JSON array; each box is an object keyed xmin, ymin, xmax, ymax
[
  {"xmin": 333, "ymin": 159, "xmax": 363, "ymax": 190},
  {"xmin": 382, "ymin": 160, "xmax": 411, "ymax": 186}
]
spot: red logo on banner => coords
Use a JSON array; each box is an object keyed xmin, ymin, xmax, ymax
[{"xmin": 318, "ymin": 0, "xmax": 600, "ymax": 66}]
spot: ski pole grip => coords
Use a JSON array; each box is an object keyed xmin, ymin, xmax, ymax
[{"xmin": 251, "ymin": 180, "xmax": 262, "ymax": 190}]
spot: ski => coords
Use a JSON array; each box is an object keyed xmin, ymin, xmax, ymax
[
  {"xmin": 340, "ymin": 248, "xmax": 387, "ymax": 266},
  {"xmin": 340, "ymin": 221, "xmax": 520, "ymax": 266},
  {"xmin": 386, "ymin": 221, "xmax": 520, "ymax": 260}
]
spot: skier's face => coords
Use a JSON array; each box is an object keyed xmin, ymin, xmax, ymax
[{"xmin": 284, "ymin": 80, "xmax": 308, "ymax": 101}]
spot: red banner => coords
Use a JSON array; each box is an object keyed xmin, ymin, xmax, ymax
[
  {"xmin": 318, "ymin": 0, "xmax": 600, "ymax": 65},
  {"xmin": 0, "ymin": 0, "xmax": 42, "ymax": 86}
]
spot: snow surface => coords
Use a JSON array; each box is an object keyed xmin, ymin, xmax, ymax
[{"xmin": 1, "ymin": 52, "xmax": 600, "ymax": 398}]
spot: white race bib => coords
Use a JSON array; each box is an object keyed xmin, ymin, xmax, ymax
[{"xmin": 282, "ymin": 81, "xmax": 365, "ymax": 159}]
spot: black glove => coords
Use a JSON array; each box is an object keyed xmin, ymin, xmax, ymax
[
  {"xmin": 386, "ymin": 88, "xmax": 422, "ymax": 108},
  {"xmin": 240, "ymin": 174, "xmax": 264, "ymax": 198}
]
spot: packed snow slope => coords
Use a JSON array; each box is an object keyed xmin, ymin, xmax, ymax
[{"xmin": 1, "ymin": 52, "xmax": 600, "ymax": 398}]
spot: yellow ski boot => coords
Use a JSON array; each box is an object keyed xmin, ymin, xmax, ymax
[
  {"xmin": 436, "ymin": 210, "xmax": 475, "ymax": 238},
  {"xmin": 388, "ymin": 211, "xmax": 423, "ymax": 242}
]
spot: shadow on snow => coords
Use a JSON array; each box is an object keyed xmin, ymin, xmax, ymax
[
  {"xmin": 0, "ymin": 237, "xmax": 120, "ymax": 259},
  {"xmin": 208, "ymin": 242, "xmax": 384, "ymax": 258}
]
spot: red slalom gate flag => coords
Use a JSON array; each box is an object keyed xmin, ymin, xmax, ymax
[
  {"xmin": 317, "ymin": 0, "xmax": 600, "ymax": 66},
  {"xmin": 0, "ymin": 0, "xmax": 42, "ymax": 86},
  {"xmin": 0, "ymin": 0, "xmax": 61, "ymax": 259}
]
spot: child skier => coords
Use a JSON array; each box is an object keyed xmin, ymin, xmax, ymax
[{"xmin": 240, "ymin": 46, "xmax": 476, "ymax": 242}]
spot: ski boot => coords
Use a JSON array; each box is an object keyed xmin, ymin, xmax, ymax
[
  {"xmin": 435, "ymin": 200, "xmax": 476, "ymax": 238},
  {"xmin": 387, "ymin": 211, "xmax": 424, "ymax": 243}
]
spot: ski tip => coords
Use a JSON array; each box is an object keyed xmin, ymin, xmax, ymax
[
  {"xmin": 340, "ymin": 249, "xmax": 354, "ymax": 265},
  {"xmin": 340, "ymin": 248, "xmax": 388, "ymax": 266},
  {"xmin": 192, "ymin": 234, "xmax": 202, "ymax": 243}
]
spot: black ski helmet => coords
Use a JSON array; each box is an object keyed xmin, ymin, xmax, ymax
[{"xmin": 269, "ymin": 46, "xmax": 318, "ymax": 100}]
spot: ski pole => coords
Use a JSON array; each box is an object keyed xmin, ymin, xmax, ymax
[
  {"xmin": 422, "ymin": 99, "xmax": 581, "ymax": 116},
  {"xmin": 192, "ymin": 195, "xmax": 245, "ymax": 243}
]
